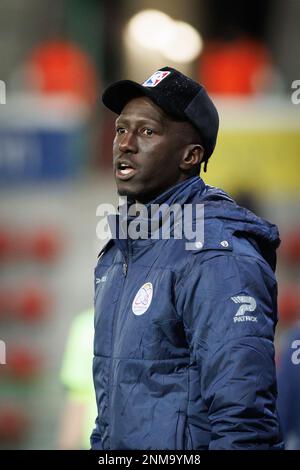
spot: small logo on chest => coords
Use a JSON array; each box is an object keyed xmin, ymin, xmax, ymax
[{"xmin": 132, "ymin": 282, "xmax": 153, "ymax": 316}]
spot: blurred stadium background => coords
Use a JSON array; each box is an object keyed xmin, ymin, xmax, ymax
[{"xmin": 0, "ymin": 0, "xmax": 299, "ymax": 450}]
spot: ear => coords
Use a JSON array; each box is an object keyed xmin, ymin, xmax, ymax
[{"xmin": 179, "ymin": 144, "xmax": 204, "ymax": 172}]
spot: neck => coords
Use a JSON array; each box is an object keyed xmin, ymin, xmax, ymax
[{"xmin": 135, "ymin": 175, "xmax": 197, "ymax": 205}]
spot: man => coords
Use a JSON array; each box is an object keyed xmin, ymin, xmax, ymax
[{"xmin": 91, "ymin": 67, "xmax": 284, "ymax": 450}]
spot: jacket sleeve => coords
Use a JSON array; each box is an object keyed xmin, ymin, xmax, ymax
[
  {"xmin": 177, "ymin": 252, "xmax": 283, "ymax": 449},
  {"xmin": 90, "ymin": 416, "xmax": 104, "ymax": 450}
]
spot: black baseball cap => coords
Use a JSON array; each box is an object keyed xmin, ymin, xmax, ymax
[{"xmin": 102, "ymin": 66, "xmax": 219, "ymax": 159}]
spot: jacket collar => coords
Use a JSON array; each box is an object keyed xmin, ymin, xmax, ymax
[{"xmin": 108, "ymin": 176, "xmax": 205, "ymax": 244}]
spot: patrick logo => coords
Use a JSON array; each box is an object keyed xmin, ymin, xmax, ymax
[
  {"xmin": 143, "ymin": 70, "xmax": 171, "ymax": 87},
  {"xmin": 132, "ymin": 282, "xmax": 153, "ymax": 316}
]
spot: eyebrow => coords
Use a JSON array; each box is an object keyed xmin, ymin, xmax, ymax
[{"xmin": 115, "ymin": 115, "xmax": 165, "ymax": 127}]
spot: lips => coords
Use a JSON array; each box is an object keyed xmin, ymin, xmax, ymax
[{"xmin": 115, "ymin": 160, "xmax": 138, "ymax": 181}]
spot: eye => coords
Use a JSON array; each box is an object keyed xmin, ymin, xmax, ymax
[
  {"xmin": 116, "ymin": 127, "xmax": 126, "ymax": 135},
  {"xmin": 141, "ymin": 128, "xmax": 154, "ymax": 136}
]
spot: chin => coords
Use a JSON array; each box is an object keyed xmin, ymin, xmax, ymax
[
  {"xmin": 117, "ymin": 181, "xmax": 140, "ymax": 197},
  {"xmin": 118, "ymin": 188, "xmax": 153, "ymax": 205},
  {"xmin": 117, "ymin": 187, "xmax": 135, "ymax": 197}
]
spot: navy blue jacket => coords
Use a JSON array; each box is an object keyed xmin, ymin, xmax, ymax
[{"xmin": 91, "ymin": 176, "xmax": 284, "ymax": 450}]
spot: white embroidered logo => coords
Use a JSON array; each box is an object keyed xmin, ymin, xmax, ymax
[
  {"xmin": 132, "ymin": 282, "xmax": 153, "ymax": 316},
  {"xmin": 231, "ymin": 296, "xmax": 257, "ymax": 323},
  {"xmin": 95, "ymin": 276, "xmax": 107, "ymax": 285},
  {"xmin": 142, "ymin": 70, "xmax": 171, "ymax": 87}
]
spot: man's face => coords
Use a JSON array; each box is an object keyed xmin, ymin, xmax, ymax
[{"xmin": 113, "ymin": 96, "xmax": 190, "ymax": 203}]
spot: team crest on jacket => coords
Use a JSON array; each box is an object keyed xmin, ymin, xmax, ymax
[
  {"xmin": 132, "ymin": 282, "xmax": 153, "ymax": 316},
  {"xmin": 143, "ymin": 70, "xmax": 170, "ymax": 87}
]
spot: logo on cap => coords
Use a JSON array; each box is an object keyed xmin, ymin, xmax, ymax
[{"xmin": 142, "ymin": 70, "xmax": 171, "ymax": 88}]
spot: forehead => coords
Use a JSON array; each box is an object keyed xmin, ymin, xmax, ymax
[{"xmin": 117, "ymin": 96, "xmax": 168, "ymax": 124}]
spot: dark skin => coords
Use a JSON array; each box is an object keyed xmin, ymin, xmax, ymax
[{"xmin": 113, "ymin": 96, "xmax": 204, "ymax": 204}]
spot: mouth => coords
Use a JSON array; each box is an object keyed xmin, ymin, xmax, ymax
[{"xmin": 115, "ymin": 161, "xmax": 138, "ymax": 181}]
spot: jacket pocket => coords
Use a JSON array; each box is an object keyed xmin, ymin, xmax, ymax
[{"xmin": 175, "ymin": 411, "xmax": 186, "ymax": 450}]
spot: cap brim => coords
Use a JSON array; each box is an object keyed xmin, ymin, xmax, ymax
[{"xmin": 102, "ymin": 80, "xmax": 150, "ymax": 115}]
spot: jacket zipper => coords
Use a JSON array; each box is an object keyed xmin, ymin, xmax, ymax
[
  {"xmin": 122, "ymin": 261, "xmax": 128, "ymax": 277},
  {"xmin": 108, "ymin": 251, "xmax": 129, "ymax": 448}
]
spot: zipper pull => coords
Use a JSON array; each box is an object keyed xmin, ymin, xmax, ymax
[{"xmin": 123, "ymin": 262, "xmax": 128, "ymax": 277}]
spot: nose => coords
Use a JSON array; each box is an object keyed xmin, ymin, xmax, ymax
[{"xmin": 118, "ymin": 131, "xmax": 138, "ymax": 154}]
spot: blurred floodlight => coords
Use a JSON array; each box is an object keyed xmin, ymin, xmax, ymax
[
  {"xmin": 161, "ymin": 21, "xmax": 202, "ymax": 63},
  {"xmin": 127, "ymin": 10, "xmax": 173, "ymax": 51},
  {"xmin": 125, "ymin": 10, "xmax": 202, "ymax": 63}
]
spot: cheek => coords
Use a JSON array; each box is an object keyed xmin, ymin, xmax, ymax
[
  {"xmin": 141, "ymin": 159, "xmax": 175, "ymax": 186},
  {"xmin": 112, "ymin": 138, "xmax": 119, "ymax": 153}
]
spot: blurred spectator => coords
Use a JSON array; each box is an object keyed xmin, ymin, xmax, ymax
[
  {"xmin": 26, "ymin": 40, "xmax": 98, "ymax": 105},
  {"xmin": 199, "ymin": 39, "xmax": 273, "ymax": 95},
  {"xmin": 58, "ymin": 309, "xmax": 96, "ymax": 449}
]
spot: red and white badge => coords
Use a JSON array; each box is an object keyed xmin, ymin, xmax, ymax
[
  {"xmin": 143, "ymin": 70, "xmax": 171, "ymax": 87},
  {"xmin": 132, "ymin": 282, "xmax": 153, "ymax": 316}
]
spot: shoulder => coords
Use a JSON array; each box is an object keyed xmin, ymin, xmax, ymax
[
  {"xmin": 97, "ymin": 238, "xmax": 114, "ymax": 258},
  {"xmin": 96, "ymin": 238, "xmax": 116, "ymax": 266}
]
